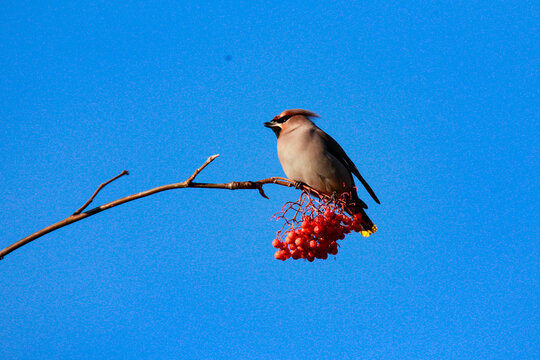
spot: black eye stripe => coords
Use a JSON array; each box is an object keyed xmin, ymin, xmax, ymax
[{"xmin": 275, "ymin": 115, "xmax": 292, "ymax": 123}]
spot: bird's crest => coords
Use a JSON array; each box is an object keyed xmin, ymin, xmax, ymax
[{"xmin": 273, "ymin": 109, "xmax": 320, "ymax": 121}]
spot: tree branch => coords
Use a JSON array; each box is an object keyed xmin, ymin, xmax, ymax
[
  {"xmin": 0, "ymin": 154, "xmax": 303, "ymax": 261},
  {"xmin": 73, "ymin": 170, "xmax": 129, "ymax": 215}
]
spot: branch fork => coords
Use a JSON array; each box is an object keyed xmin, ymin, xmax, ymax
[{"xmin": 0, "ymin": 154, "xmax": 310, "ymax": 260}]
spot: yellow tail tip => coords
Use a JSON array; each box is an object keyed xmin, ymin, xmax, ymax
[{"xmin": 360, "ymin": 224, "xmax": 377, "ymax": 237}]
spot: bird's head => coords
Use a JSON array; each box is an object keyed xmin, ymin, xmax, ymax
[{"xmin": 264, "ymin": 109, "xmax": 320, "ymax": 138}]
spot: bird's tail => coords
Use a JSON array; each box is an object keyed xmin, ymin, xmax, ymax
[
  {"xmin": 354, "ymin": 207, "xmax": 378, "ymax": 237},
  {"xmin": 344, "ymin": 192, "xmax": 378, "ymax": 237}
]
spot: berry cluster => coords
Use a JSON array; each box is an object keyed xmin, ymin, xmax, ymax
[{"xmin": 272, "ymin": 192, "xmax": 365, "ymax": 261}]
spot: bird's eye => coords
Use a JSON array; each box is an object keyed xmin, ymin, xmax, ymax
[{"xmin": 276, "ymin": 115, "xmax": 291, "ymax": 123}]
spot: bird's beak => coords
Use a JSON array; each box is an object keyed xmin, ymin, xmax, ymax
[{"xmin": 264, "ymin": 121, "xmax": 281, "ymax": 138}]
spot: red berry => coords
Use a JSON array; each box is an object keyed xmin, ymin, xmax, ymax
[
  {"xmin": 272, "ymin": 238, "xmax": 282, "ymax": 248},
  {"xmin": 328, "ymin": 241, "xmax": 339, "ymax": 255},
  {"xmin": 324, "ymin": 209, "xmax": 333, "ymax": 218},
  {"xmin": 318, "ymin": 239, "xmax": 329, "ymax": 249},
  {"xmin": 315, "ymin": 250, "xmax": 329, "ymax": 259},
  {"xmin": 325, "ymin": 226, "xmax": 335, "ymax": 237},
  {"xmin": 295, "ymin": 237, "xmax": 306, "ymax": 247},
  {"xmin": 274, "ymin": 250, "xmax": 287, "ymax": 260},
  {"xmin": 285, "ymin": 232, "xmax": 295, "ymax": 244}
]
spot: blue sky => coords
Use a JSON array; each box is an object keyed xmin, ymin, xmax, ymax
[{"xmin": 0, "ymin": 1, "xmax": 537, "ymax": 359}]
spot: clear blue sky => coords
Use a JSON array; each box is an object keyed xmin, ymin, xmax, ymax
[{"xmin": 1, "ymin": 1, "xmax": 537, "ymax": 359}]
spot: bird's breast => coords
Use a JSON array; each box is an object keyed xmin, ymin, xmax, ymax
[{"xmin": 277, "ymin": 130, "xmax": 353, "ymax": 195}]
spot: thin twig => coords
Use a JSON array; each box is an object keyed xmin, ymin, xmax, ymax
[
  {"xmin": 73, "ymin": 170, "xmax": 129, "ymax": 215},
  {"xmin": 184, "ymin": 154, "xmax": 220, "ymax": 185},
  {"xmin": 0, "ymin": 155, "xmax": 312, "ymax": 261}
]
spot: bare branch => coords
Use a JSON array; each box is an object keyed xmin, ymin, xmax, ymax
[
  {"xmin": 73, "ymin": 170, "xmax": 129, "ymax": 215},
  {"xmin": 184, "ymin": 154, "xmax": 220, "ymax": 185},
  {"xmin": 0, "ymin": 156, "xmax": 309, "ymax": 261}
]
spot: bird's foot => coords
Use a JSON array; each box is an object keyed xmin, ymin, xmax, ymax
[{"xmin": 294, "ymin": 181, "xmax": 305, "ymax": 190}]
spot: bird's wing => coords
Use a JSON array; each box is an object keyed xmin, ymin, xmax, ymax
[{"xmin": 318, "ymin": 129, "xmax": 381, "ymax": 204}]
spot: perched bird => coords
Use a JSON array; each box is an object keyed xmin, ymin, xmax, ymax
[{"xmin": 264, "ymin": 109, "xmax": 380, "ymax": 236}]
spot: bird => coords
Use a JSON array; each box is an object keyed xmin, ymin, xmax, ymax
[{"xmin": 264, "ymin": 109, "xmax": 380, "ymax": 236}]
